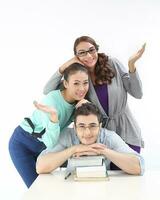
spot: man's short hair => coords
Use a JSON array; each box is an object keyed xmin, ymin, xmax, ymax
[{"xmin": 74, "ymin": 103, "xmax": 102, "ymax": 123}]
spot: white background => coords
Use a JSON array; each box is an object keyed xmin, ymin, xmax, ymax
[{"xmin": 0, "ymin": 0, "xmax": 160, "ymax": 199}]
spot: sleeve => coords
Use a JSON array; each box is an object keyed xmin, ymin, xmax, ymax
[
  {"xmin": 36, "ymin": 110, "xmax": 61, "ymax": 149},
  {"xmin": 43, "ymin": 69, "xmax": 63, "ymax": 95},
  {"xmin": 112, "ymin": 57, "xmax": 143, "ymax": 99},
  {"xmin": 108, "ymin": 131, "xmax": 145, "ymax": 175},
  {"xmin": 35, "ymin": 92, "xmax": 61, "ymax": 148}
]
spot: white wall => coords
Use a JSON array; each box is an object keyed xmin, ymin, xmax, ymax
[{"xmin": 0, "ymin": 0, "xmax": 160, "ymax": 199}]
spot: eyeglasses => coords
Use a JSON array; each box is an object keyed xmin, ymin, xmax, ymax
[
  {"xmin": 76, "ymin": 124, "xmax": 99, "ymax": 132},
  {"xmin": 76, "ymin": 47, "xmax": 97, "ymax": 57}
]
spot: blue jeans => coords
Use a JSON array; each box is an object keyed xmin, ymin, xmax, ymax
[{"xmin": 9, "ymin": 126, "xmax": 46, "ymax": 188}]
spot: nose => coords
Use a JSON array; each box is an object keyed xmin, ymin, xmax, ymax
[
  {"xmin": 84, "ymin": 127, "xmax": 92, "ymax": 136},
  {"xmin": 85, "ymin": 52, "xmax": 92, "ymax": 58},
  {"xmin": 78, "ymin": 84, "xmax": 85, "ymax": 91}
]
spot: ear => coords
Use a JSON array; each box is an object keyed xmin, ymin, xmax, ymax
[{"xmin": 63, "ymin": 80, "xmax": 68, "ymax": 89}]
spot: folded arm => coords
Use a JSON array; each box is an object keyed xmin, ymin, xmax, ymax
[{"xmin": 36, "ymin": 143, "xmax": 103, "ymax": 174}]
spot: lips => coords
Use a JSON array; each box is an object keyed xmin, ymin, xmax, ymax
[
  {"xmin": 84, "ymin": 59, "xmax": 96, "ymax": 67},
  {"xmin": 77, "ymin": 94, "xmax": 85, "ymax": 98},
  {"xmin": 76, "ymin": 92, "xmax": 86, "ymax": 98}
]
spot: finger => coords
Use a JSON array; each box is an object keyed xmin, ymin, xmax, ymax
[
  {"xmin": 33, "ymin": 100, "xmax": 38, "ymax": 105},
  {"xmin": 89, "ymin": 143, "xmax": 106, "ymax": 149},
  {"xmin": 142, "ymin": 43, "xmax": 146, "ymax": 49}
]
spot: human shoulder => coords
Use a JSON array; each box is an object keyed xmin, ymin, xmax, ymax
[
  {"xmin": 46, "ymin": 89, "xmax": 61, "ymax": 98},
  {"xmin": 108, "ymin": 56, "xmax": 128, "ymax": 75},
  {"xmin": 39, "ymin": 128, "xmax": 74, "ymax": 157},
  {"xmin": 101, "ymin": 128, "xmax": 119, "ymax": 139},
  {"xmin": 42, "ymin": 90, "xmax": 62, "ymax": 105},
  {"xmin": 99, "ymin": 128, "xmax": 124, "ymax": 146}
]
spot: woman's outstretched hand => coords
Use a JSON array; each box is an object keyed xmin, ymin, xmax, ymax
[
  {"xmin": 33, "ymin": 101, "xmax": 58, "ymax": 123},
  {"xmin": 128, "ymin": 43, "xmax": 146, "ymax": 73}
]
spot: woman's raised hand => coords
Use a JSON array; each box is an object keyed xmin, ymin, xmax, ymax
[
  {"xmin": 33, "ymin": 101, "xmax": 58, "ymax": 123},
  {"xmin": 128, "ymin": 43, "xmax": 146, "ymax": 72}
]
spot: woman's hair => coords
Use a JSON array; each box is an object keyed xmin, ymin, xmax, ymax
[
  {"xmin": 73, "ymin": 36, "xmax": 115, "ymax": 84},
  {"xmin": 74, "ymin": 102, "xmax": 102, "ymax": 124},
  {"xmin": 63, "ymin": 62, "xmax": 88, "ymax": 81}
]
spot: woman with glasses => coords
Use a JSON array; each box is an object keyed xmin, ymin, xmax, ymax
[
  {"xmin": 43, "ymin": 36, "xmax": 146, "ymax": 163},
  {"xmin": 9, "ymin": 63, "xmax": 89, "ymax": 187}
]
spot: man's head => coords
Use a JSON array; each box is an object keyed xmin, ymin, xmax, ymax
[{"xmin": 74, "ymin": 103, "xmax": 102, "ymax": 145}]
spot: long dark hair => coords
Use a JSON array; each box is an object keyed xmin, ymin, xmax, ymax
[{"xmin": 74, "ymin": 36, "xmax": 115, "ymax": 84}]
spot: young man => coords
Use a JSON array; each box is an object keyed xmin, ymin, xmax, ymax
[{"xmin": 36, "ymin": 103, "xmax": 144, "ymax": 175}]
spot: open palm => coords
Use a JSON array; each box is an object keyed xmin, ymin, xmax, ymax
[
  {"xmin": 128, "ymin": 43, "xmax": 146, "ymax": 66},
  {"xmin": 33, "ymin": 101, "xmax": 58, "ymax": 122}
]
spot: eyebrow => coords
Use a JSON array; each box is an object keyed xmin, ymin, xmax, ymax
[
  {"xmin": 73, "ymin": 80, "xmax": 88, "ymax": 82},
  {"xmin": 76, "ymin": 122, "xmax": 98, "ymax": 126}
]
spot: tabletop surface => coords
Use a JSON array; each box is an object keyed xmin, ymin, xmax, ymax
[{"xmin": 22, "ymin": 170, "xmax": 160, "ymax": 200}]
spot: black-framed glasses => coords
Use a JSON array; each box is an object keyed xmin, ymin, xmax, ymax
[
  {"xmin": 76, "ymin": 47, "xmax": 97, "ymax": 57},
  {"xmin": 76, "ymin": 124, "xmax": 99, "ymax": 132}
]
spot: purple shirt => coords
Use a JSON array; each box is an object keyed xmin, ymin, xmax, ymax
[{"xmin": 94, "ymin": 84, "xmax": 109, "ymax": 115}]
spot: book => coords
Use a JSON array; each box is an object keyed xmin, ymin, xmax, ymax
[
  {"xmin": 68, "ymin": 155, "xmax": 105, "ymax": 168},
  {"xmin": 67, "ymin": 155, "xmax": 109, "ymax": 181},
  {"xmin": 73, "ymin": 163, "xmax": 109, "ymax": 181},
  {"xmin": 73, "ymin": 174, "xmax": 109, "ymax": 181},
  {"xmin": 76, "ymin": 164, "xmax": 106, "ymax": 178}
]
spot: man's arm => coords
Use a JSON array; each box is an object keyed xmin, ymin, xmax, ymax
[
  {"xmin": 97, "ymin": 130, "xmax": 144, "ymax": 175},
  {"xmin": 102, "ymin": 148, "xmax": 141, "ymax": 175},
  {"xmin": 36, "ymin": 146, "xmax": 75, "ymax": 174},
  {"xmin": 36, "ymin": 143, "xmax": 102, "ymax": 174}
]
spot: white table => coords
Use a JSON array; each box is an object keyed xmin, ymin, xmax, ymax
[{"xmin": 22, "ymin": 170, "xmax": 160, "ymax": 200}]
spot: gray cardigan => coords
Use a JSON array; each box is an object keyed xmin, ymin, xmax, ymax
[{"xmin": 43, "ymin": 57, "xmax": 144, "ymax": 147}]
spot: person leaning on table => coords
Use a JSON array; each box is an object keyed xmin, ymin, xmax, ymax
[{"xmin": 36, "ymin": 103, "xmax": 145, "ymax": 175}]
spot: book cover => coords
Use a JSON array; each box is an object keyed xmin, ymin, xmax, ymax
[{"xmin": 68, "ymin": 155, "xmax": 105, "ymax": 167}]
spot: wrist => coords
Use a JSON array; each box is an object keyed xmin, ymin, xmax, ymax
[
  {"xmin": 128, "ymin": 62, "xmax": 136, "ymax": 73},
  {"xmin": 59, "ymin": 67, "xmax": 64, "ymax": 74},
  {"xmin": 50, "ymin": 114, "xmax": 58, "ymax": 123},
  {"xmin": 70, "ymin": 146, "xmax": 77, "ymax": 155}
]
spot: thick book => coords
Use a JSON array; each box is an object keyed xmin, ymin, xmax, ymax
[
  {"xmin": 68, "ymin": 155, "xmax": 105, "ymax": 167},
  {"xmin": 73, "ymin": 162, "xmax": 109, "ymax": 181},
  {"xmin": 76, "ymin": 164, "xmax": 106, "ymax": 178},
  {"xmin": 73, "ymin": 165, "xmax": 109, "ymax": 181},
  {"xmin": 73, "ymin": 174, "xmax": 109, "ymax": 181}
]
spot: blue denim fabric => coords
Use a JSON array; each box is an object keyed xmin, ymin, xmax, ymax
[{"xmin": 9, "ymin": 126, "xmax": 46, "ymax": 188}]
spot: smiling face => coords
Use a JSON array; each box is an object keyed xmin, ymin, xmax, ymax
[
  {"xmin": 63, "ymin": 71, "xmax": 89, "ymax": 102},
  {"xmin": 76, "ymin": 42, "xmax": 98, "ymax": 71},
  {"xmin": 75, "ymin": 114, "xmax": 101, "ymax": 145}
]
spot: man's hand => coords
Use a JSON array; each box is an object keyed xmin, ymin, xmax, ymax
[{"xmin": 72, "ymin": 143, "xmax": 107, "ymax": 157}]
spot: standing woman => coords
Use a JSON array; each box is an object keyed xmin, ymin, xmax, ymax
[
  {"xmin": 43, "ymin": 36, "xmax": 146, "ymax": 156},
  {"xmin": 9, "ymin": 63, "xmax": 89, "ymax": 187}
]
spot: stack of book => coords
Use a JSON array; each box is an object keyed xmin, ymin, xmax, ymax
[{"xmin": 68, "ymin": 155, "xmax": 109, "ymax": 181}]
